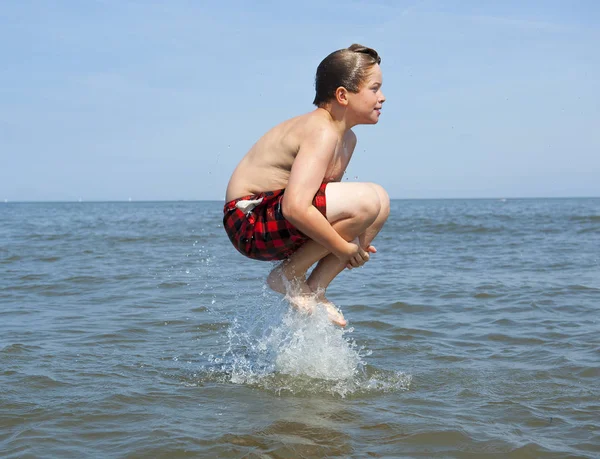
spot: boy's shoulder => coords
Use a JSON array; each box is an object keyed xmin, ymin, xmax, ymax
[
  {"xmin": 278, "ymin": 110, "xmax": 327, "ymax": 132},
  {"xmin": 296, "ymin": 110, "xmax": 345, "ymax": 141},
  {"xmin": 267, "ymin": 109, "xmax": 355, "ymax": 153},
  {"xmin": 303, "ymin": 109, "xmax": 336, "ymax": 129},
  {"xmin": 302, "ymin": 110, "xmax": 358, "ymax": 142},
  {"xmin": 267, "ymin": 110, "xmax": 337, "ymax": 147}
]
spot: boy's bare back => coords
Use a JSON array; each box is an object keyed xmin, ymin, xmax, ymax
[{"xmin": 225, "ymin": 109, "xmax": 355, "ymax": 202}]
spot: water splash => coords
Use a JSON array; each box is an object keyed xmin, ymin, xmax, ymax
[
  {"xmin": 201, "ymin": 296, "xmax": 412, "ymax": 397},
  {"xmin": 265, "ymin": 307, "xmax": 362, "ymax": 380}
]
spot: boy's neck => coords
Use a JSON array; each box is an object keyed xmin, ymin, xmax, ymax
[{"xmin": 316, "ymin": 105, "xmax": 355, "ymax": 133}]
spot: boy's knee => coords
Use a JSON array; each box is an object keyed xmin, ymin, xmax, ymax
[
  {"xmin": 369, "ymin": 183, "xmax": 390, "ymax": 220},
  {"xmin": 354, "ymin": 186, "xmax": 381, "ymax": 224}
]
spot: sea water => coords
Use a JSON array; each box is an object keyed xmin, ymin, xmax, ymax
[{"xmin": 1, "ymin": 198, "xmax": 598, "ymax": 457}]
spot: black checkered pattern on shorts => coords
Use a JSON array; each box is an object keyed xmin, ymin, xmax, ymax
[{"xmin": 223, "ymin": 184, "xmax": 327, "ymax": 261}]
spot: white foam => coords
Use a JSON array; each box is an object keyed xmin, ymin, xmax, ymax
[
  {"xmin": 270, "ymin": 307, "xmax": 362, "ymax": 380},
  {"xmin": 204, "ymin": 296, "xmax": 412, "ymax": 397}
]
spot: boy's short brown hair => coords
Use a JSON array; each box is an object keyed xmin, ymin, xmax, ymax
[{"xmin": 313, "ymin": 44, "xmax": 381, "ymax": 107}]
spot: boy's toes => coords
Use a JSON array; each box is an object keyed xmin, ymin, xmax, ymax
[{"xmin": 321, "ymin": 302, "xmax": 347, "ymax": 327}]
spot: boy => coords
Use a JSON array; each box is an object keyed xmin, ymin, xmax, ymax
[{"xmin": 223, "ymin": 44, "xmax": 389, "ymax": 327}]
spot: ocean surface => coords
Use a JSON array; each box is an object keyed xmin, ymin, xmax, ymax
[{"xmin": 1, "ymin": 198, "xmax": 598, "ymax": 458}]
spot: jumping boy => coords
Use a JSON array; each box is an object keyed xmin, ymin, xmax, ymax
[{"xmin": 223, "ymin": 44, "xmax": 389, "ymax": 327}]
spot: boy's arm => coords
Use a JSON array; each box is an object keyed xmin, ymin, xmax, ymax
[{"xmin": 282, "ymin": 126, "xmax": 365, "ymax": 265}]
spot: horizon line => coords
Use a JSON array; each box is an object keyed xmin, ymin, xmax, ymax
[{"xmin": 2, "ymin": 196, "xmax": 599, "ymax": 204}]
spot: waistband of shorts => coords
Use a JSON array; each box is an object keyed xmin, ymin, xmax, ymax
[
  {"xmin": 223, "ymin": 189, "xmax": 285, "ymax": 212},
  {"xmin": 224, "ymin": 194, "xmax": 258, "ymax": 212},
  {"xmin": 223, "ymin": 184, "xmax": 327, "ymax": 213}
]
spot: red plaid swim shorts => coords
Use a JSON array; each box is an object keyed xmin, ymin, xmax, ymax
[{"xmin": 223, "ymin": 183, "xmax": 327, "ymax": 261}]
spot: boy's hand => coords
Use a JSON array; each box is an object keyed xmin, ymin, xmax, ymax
[
  {"xmin": 336, "ymin": 242, "xmax": 373, "ymax": 270},
  {"xmin": 347, "ymin": 245, "xmax": 377, "ymax": 269}
]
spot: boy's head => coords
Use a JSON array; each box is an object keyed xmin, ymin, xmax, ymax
[{"xmin": 313, "ymin": 44, "xmax": 381, "ymax": 107}]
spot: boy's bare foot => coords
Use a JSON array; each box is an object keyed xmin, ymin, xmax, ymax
[
  {"xmin": 315, "ymin": 294, "xmax": 347, "ymax": 327},
  {"xmin": 267, "ymin": 263, "xmax": 313, "ymax": 296},
  {"xmin": 266, "ymin": 263, "xmax": 291, "ymax": 295},
  {"xmin": 320, "ymin": 302, "xmax": 347, "ymax": 327},
  {"xmin": 285, "ymin": 293, "xmax": 318, "ymax": 313},
  {"xmin": 285, "ymin": 294, "xmax": 347, "ymax": 327},
  {"xmin": 267, "ymin": 264, "xmax": 347, "ymax": 327}
]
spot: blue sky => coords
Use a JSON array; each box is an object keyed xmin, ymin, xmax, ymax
[{"xmin": 1, "ymin": 0, "xmax": 599, "ymax": 201}]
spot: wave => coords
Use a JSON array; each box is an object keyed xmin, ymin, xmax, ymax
[
  {"xmin": 569, "ymin": 215, "xmax": 600, "ymax": 223},
  {"xmin": 391, "ymin": 220, "xmax": 507, "ymax": 234}
]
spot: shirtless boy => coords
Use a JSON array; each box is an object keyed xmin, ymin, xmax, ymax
[{"xmin": 223, "ymin": 44, "xmax": 389, "ymax": 327}]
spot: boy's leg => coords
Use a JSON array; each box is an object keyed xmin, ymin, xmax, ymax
[
  {"xmin": 267, "ymin": 182, "xmax": 381, "ymax": 289},
  {"xmin": 307, "ymin": 183, "xmax": 390, "ymax": 297},
  {"xmin": 267, "ymin": 182, "xmax": 389, "ymax": 324}
]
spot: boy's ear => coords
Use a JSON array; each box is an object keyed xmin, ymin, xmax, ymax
[{"xmin": 335, "ymin": 86, "xmax": 349, "ymax": 106}]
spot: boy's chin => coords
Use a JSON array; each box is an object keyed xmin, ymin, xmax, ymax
[
  {"xmin": 357, "ymin": 114, "xmax": 380, "ymax": 125},
  {"xmin": 369, "ymin": 112, "xmax": 382, "ymax": 124}
]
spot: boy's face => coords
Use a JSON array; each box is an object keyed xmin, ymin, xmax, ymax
[{"xmin": 348, "ymin": 64, "xmax": 385, "ymax": 125}]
